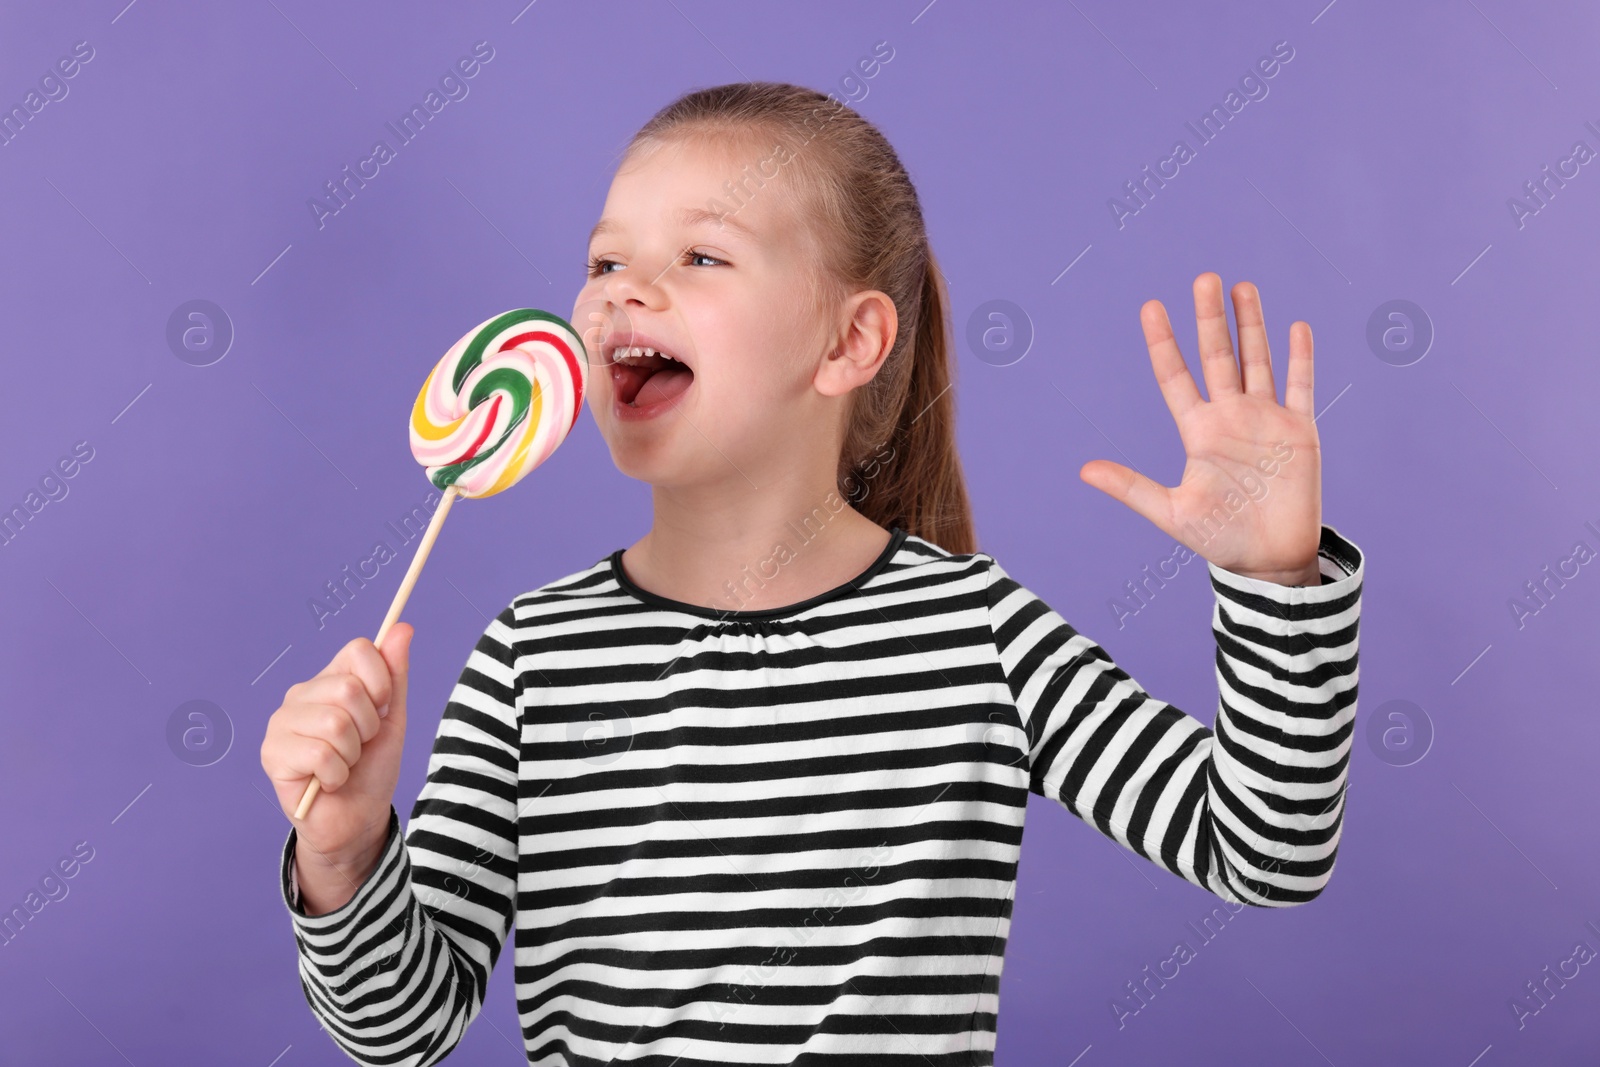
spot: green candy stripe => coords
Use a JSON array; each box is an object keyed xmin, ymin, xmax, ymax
[
  {"xmin": 450, "ymin": 308, "xmax": 566, "ymax": 394},
  {"xmin": 429, "ymin": 369, "xmax": 531, "ymax": 490},
  {"xmin": 433, "ymin": 309, "xmax": 566, "ymax": 491}
]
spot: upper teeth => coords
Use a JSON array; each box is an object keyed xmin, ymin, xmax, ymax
[{"xmin": 614, "ymin": 346, "xmax": 678, "ymax": 364}]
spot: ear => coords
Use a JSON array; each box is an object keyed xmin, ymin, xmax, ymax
[{"xmin": 814, "ymin": 290, "xmax": 897, "ymax": 398}]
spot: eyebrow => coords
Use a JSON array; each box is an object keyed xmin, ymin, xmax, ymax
[{"xmin": 587, "ymin": 206, "xmax": 758, "ymax": 247}]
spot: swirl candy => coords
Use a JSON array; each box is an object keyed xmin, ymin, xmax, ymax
[{"xmin": 410, "ymin": 308, "xmax": 587, "ymax": 499}]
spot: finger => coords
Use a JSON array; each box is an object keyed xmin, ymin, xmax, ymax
[
  {"xmin": 284, "ymin": 734, "xmax": 351, "ymax": 794},
  {"xmin": 1231, "ymin": 280, "xmax": 1277, "ymax": 401},
  {"xmin": 1078, "ymin": 458, "xmax": 1175, "ymax": 537},
  {"xmin": 292, "ymin": 700, "xmax": 365, "ymax": 767},
  {"xmin": 301, "ymin": 672, "xmax": 382, "ymax": 744},
  {"xmin": 375, "ymin": 623, "xmax": 412, "ymax": 722},
  {"xmin": 1192, "ymin": 272, "xmax": 1241, "ymax": 399},
  {"xmin": 1284, "ymin": 320, "xmax": 1315, "ymax": 419},
  {"xmin": 323, "ymin": 638, "xmax": 393, "ymax": 716},
  {"xmin": 1139, "ymin": 299, "xmax": 1203, "ymax": 425}
]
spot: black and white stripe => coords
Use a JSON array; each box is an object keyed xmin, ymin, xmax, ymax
[{"xmin": 280, "ymin": 523, "xmax": 1363, "ymax": 1066}]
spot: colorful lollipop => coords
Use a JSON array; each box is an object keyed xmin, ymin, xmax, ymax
[
  {"xmin": 295, "ymin": 309, "xmax": 586, "ymax": 819},
  {"xmin": 410, "ymin": 308, "xmax": 588, "ymax": 499}
]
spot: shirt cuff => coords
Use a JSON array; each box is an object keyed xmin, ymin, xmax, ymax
[
  {"xmin": 1206, "ymin": 523, "xmax": 1363, "ymax": 610},
  {"xmin": 279, "ymin": 806, "xmax": 403, "ymax": 929}
]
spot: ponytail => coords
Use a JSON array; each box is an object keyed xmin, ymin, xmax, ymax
[{"xmin": 840, "ymin": 245, "xmax": 975, "ymax": 554}]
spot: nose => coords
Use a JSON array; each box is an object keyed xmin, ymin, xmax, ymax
[{"xmin": 604, "ymin": 256, "xmax": 672, "ymax": 310}]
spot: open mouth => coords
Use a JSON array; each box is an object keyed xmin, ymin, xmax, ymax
[{"xmin": 608, "ymin": 340, "xmax": 695, "ymax": 409}]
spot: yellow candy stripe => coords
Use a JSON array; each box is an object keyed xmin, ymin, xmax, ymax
[{"xmin": 410, "ymin": 366, "xmax": 455, "ymax": 442}]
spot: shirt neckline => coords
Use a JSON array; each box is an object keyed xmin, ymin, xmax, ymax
[{"xmin": 609, "ymin": 526, "xmax": 908, "ymax": 621}]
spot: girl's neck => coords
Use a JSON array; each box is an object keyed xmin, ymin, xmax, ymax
[{"xmin": 621, "ymin": 483, "xmax": 893, "ymax": 615}]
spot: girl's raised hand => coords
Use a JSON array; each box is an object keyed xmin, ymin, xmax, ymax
[{"xmin": 1079, "ymin": 272, "xmax": 1322, "ymax": 586}]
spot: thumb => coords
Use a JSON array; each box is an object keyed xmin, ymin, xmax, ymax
[
  {"xmin": 1079, "ymin": 459, "xmax": 1175, "ymax": 537},
  {"xmin": 375, "ymin": 622, "xmax": 413, "ymax": 723}
]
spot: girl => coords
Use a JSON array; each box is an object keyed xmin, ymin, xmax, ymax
[{"xmin": 261, "ymin": 81, "xmax": 1363, "ymax": 1066}]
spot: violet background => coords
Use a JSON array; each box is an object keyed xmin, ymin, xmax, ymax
[{"xmin": 2, "ymin": 1, "xmax": 1597, "ymax": 1064}]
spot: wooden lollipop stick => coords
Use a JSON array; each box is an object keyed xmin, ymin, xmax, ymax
[{"xmin": 293, "ymin": 484, "xmax": 460, "ymax": 821}]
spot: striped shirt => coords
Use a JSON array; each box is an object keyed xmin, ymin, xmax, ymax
[{"xmin": 279, "ymin": 523, "xmax": 1363, "ymax": 1066}]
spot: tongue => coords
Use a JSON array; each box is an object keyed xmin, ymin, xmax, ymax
[{"xmin": 634, "ymin": 365, "xmax": 692, "ymax": 407}]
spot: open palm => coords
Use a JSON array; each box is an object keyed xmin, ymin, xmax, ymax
[{"xmin": 1079, "ymin": 272, "xmax": 1322, "ymax": 587}]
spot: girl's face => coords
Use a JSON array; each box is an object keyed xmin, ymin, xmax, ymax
[{"xmin": 574, "ymin": 136, "xmax": 838, "ymax": 490}]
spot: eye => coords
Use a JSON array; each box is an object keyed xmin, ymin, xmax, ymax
[
  {"xmin": 686, "ymin": 248, "xmax": 725, "ymax": 267},
  {"xmin": 585, "ymin": 248, "xmax": 726, "ymax": 278}
]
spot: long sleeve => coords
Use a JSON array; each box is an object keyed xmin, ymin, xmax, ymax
[
  {"xmin": 985, "ymin": 523, "xmax": 1363, "ymax": 906},
  {"xmin": 277, "ymin": 603, "xmax": 524, "ymax": 1065}
]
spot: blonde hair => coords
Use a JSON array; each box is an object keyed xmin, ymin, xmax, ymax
[{"xmin": 623, "ymin": 81, "xmax": 976, "ymax": 554}]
